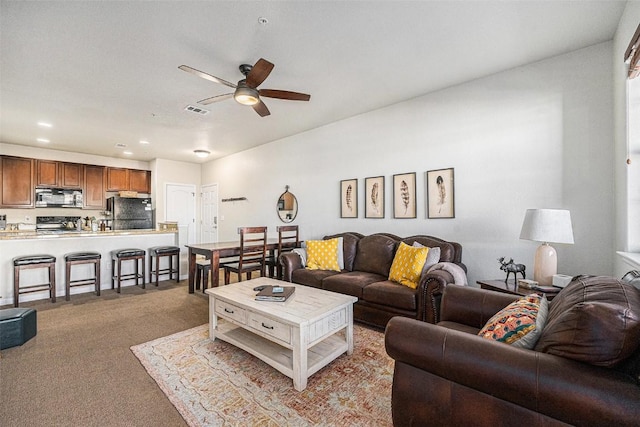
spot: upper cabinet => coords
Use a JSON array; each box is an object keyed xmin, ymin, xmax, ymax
[
  {"xmin": 129, "ymin": 169, "xmax": 151, "ymax": 193},
  {"xmin": 83, "ymin": 165, "xmax": 106, "ymax": 209},
  {"xmin": 0, "ymin": 156, "xmax": 35, "ymax": 208},
  {"xmin": 36, "ymin": 160, "xmax": 83, "ymax": 189},
  {"xmin": 107, "ymin": 167, "xmax": 150, "ymax": 193}
]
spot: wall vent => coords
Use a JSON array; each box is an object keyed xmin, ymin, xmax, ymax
[{"xmin": 184, "ymin": 105, "xmax": 210, "ymax": 115}]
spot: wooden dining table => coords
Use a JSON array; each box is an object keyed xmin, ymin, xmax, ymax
[{"xmin": 185, "ymin": 239, "xmax": 280, "ymax": 293}]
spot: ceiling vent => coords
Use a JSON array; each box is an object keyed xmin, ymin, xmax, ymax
[{"xmin": 184, "ymin": 105, "xmax": 210, "ymax": 115}]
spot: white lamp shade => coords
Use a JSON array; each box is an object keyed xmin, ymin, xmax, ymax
[{"xmin": 519, "ymin": 209, "xmax": 574, "ymax": 244}]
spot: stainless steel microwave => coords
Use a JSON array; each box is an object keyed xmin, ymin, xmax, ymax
[{"xmin": 35, "ymin": 188, "xmax": 83, "ymax": 208}]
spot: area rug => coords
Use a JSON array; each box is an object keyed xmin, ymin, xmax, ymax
[{"xmin": 131, "ymin": 323, "xmax": 393, "ymax": 426}]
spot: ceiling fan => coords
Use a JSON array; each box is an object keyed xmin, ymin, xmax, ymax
[{"xmin": 179, "ymin": 58, "xmax": 310, "ymax": 117}]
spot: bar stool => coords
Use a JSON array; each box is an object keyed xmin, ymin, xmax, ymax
[
  {"xmin": 195, "ymin": 259, "xmax": 210, "ymax": 292},
  {"xmin": 111, "ymin": 249, "xmax": 145, "ymax": 293},
  {"xmin": 13, "ymin": 255, "xmax": 56, "ymax": 307},
  {"xmin": 148, "ymin": 246, "xmax": 180, "ymax": 287},
  {"xmin": 64, "ymin": 251, "xmax": 101, "ymax": 301}
]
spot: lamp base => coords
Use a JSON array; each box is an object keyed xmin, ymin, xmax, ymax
[{"xmin": 533, "ymin": 243, "xmax": 557, "ymax": 286}]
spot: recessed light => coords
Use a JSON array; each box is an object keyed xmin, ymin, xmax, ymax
[
  {"xmin": 123, "ymin": 151, "xmax": 133, "ymax": 155},
  {"xmin": 194, "ymin": 150, "xmax": 210, "ymax": 158},
  {"xmin": 37, "ymin": 122, "xmax": 52, "ymax": 128},
  {"xmin": 139, "ymin": 140, "xmax": 150, "ymax": 145},
  {"xmin": 258, "ymin": 17, "xmax": 268, "ymax": 25},
  {"xmin": 37, "ymin": 138, "xmax": 50, "ymax": 143}
]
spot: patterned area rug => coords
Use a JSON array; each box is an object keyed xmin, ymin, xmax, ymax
[{"xmin": 131, "ymin": 323, "xmax": 393, "ymax": 426}]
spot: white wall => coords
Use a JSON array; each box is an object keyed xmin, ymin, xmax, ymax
[
  {"xmin": 150, "ymin": 158, "xmax": 201, "ymax": 224},
  {"xmin": 202, "ymin": 42, "xmax": 615, "ymax": 286}
]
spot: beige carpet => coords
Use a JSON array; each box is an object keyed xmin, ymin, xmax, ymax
[{"xmin": 131, "ymin": 323, "xmax": 393, "ymax": 426}]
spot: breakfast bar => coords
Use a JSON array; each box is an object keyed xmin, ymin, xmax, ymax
[{"xmin": 0, "ymin": 230, "xmax": 178, "ymax": 306}]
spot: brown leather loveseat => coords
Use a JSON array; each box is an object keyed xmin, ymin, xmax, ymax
[
  {"xmin": 280, "ymin": 232, "xmax": 466, "ymax": 328},
  {"xmin": 385, "ymin": 276, "xmax": 640, "ymax": 426}
]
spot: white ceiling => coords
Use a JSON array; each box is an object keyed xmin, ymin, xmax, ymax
[{"xmin": 0, "ymin": 1, "xmax": 627, "ymax": 164}]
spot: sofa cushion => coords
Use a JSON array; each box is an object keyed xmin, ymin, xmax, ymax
[
  {"xmin": 306, "ymin": 238, "xmax": 341, "ymax": 271},
  {"xmin": 322, "ymin": 271, "xmax": 387, "ymax": 299},
  {"xmin": 362, "ymin": 280, "xmax": 417, "ymax": 311},
  {"xmin": 291, "ymin": 268, "xmax": 341, "ymax": 289},
  {"xmin": 534, "ymin": 275, "xmax": 640, "ymax": 367},
  {"xmin": 353, "ymin": 234, "xmax": 397, "ymax": 276},
  {"xmin": 404, "ymin": 236, "xmax": 457, "ymax": 264},
  {"xmin": 324, "ymin": 232, "xmax": 361, "ymax": 271},
  {"xmin": 478, "ymin": 294, "xmax": 548, "ymax": 349},
  {"xmin": 388, "ymin": 242, "xmax": 429, "ymax": 289}
]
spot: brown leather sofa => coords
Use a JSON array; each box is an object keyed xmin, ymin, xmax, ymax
[
  {"xmin": 280, "ymin": 232, "xmax": 465, "ymax": 328},
  {"xmin": 385, "ymin": 276, "xmax": 640, "ymax": 426}
]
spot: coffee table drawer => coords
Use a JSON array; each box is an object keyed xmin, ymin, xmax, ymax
[
  {"xmin": 248, "ymin": 312, "xmax": 291, "ymax": 344},
  {"xmin": 215, "ymin": 300, "xmax": 246, "ymax": 324}
]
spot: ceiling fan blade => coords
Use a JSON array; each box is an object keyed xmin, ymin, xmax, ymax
[
  {"xmin": 178, "ymin": 65, "xmax": 237, "ymax": 89},
  {"xmin": 252, "ymin": 100, "xmax": 271, "ymax": 117},
  {"xmin": 259, "ymin": 89, "xmax": 310, "ymax": 101},
  {"xmin": 198, "ymin": 93, "xmax": 234, "ymax": 105},
  {"xmin": 245, "ymin": 58, "xmax": 274, "ymax": 88}
]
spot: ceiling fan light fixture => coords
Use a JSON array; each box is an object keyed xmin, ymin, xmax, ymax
[
  {"xmin": 234, "ymin": 86, "xmax": 259, "ymax": 106},
  {"xmin": 194, "ymin": 149, "xmax": 210, "ymax": 158}
]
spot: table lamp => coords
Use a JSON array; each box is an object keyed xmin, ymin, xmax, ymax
[{"xmin": 519, "ymin": 209, "xmax": 574, "ymax": 285}]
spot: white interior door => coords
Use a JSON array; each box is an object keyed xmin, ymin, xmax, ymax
[
  {"xmin": 165, "ymin": 184, "xmax": 196, "ymax": 275},
  {"xmin": 201, "ymin": 183, "xmax": 219, "ymax": 243}
]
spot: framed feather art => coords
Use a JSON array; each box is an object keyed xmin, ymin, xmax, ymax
[
  {"xmin": 340, "ymin": 178, "xmax": 358, "ymax": 218},
  {"xmin": 427, "ymin": 167, "xmax": 455, "ymax": 218},
  {"xmin": 393, "ymin": 172, "xmax": 416, "ymax": 219},
  {"xmin": 365, "ymin": 176, "xmax": 385, "ymax": 218}
]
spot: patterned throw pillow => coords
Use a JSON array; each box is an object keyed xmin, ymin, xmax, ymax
[
  {"xmin": 388, "ymin": 242, "xmax": 430, "ymax": 289},
  {"xmin": 305, "ymin": 238, "xmax": 341, "ymax": 271},
  {"xmin": 478, "ymin": 294, "xmax": 548, "ymax": 349}
]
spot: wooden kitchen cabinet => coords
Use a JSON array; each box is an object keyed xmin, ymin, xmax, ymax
[
  {"xmin": 129, "ymin": 169, "xmax": 151, "ymax": 193},
  {"xmin": 83, "ymin": 165, "xmax": 106, "ymax": 209},
  {"xmin": 36, "ymin": 160, "xmax": 82, "ymax": 188},
  {"xmin": 107, "ymin": 167, "xmax": 150, "ymax": 193},
  {"xmin": 0, "ymin": 156, "xmax": 34, "ymax": 208}
]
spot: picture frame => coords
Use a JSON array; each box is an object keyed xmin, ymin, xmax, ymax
[
  {"xmin": 365, "ymin": 176, "xmax": 385, "ymax": 218},
  {"xmin": 340, "ymin": 178, "xmax": 358, "ymax": 218},
  {"xmin": 393, "ymin": 172, "xmax": 416, "ymax": 218},
  {"xmin": 427, "ymin": 167, "xmax": 455, "ymax": 218}
]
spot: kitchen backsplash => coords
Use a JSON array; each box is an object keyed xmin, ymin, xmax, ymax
[{"xmin": 0, "ymin": 207, "xmax": 106, "ymax": 229}]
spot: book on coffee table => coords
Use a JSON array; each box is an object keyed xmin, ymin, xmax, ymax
[{"xmin": 255, "ymin": 285, "xmax": 295, "ymax": 302}]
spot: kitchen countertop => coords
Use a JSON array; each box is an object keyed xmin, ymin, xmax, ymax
[{"xmin": 0, "ymin": 229, "xmax": 176, "ymax": 240}]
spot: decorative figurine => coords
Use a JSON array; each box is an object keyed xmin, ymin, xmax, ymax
[{"xmin": 498, "ymin": 257, "xmax": 526, "ymax": 284}]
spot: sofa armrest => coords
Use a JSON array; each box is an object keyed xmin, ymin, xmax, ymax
[
  {"xmin": 385, "ymin": 317, "xmax": 640, "ymax": 426},
  {"xmin": 439, "ymin": 285, "xmax": 520, "ymax": 329},
  {"xmin": 280, "ymin": 252, "xmax": 303, "ymax": 282}
]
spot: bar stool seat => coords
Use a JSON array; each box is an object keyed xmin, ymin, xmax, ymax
[
  {"xmin": 148, "ymin": 246, "xmax": 180, "ymax": 287},
  {"xmin": 13, "ymin": 255, "xmax": 56, "ymax": 307},
  {"xmin": 111, "ymin": 249, "xmax": 145, "ymax": 293},
  {"xmin": 64, "ymin": 251, "xmax": 101, "ymax": 301}
]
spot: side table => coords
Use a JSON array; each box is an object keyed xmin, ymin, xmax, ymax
[{"xmin": 476, "ymin": 279, "xmax": 560, "ymax": 301}]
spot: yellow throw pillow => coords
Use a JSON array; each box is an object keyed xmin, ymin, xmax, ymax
[
  {"xmin": 306, "ymin": 238, "xmax": 341, "ymax": 271},
  {"xmin": 388, "ymin": 242, "xmax": 429, "ymax": 289}
]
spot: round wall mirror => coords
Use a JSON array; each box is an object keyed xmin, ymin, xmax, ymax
[{"xmin": 277, "ymin": 187, "xmax": 298, "ymax": 223}]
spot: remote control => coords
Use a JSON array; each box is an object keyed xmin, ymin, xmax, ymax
[
  {"xmin": 272, "ymin": 286, "xmax": 284, "ymax": 293},
  {"xmin": 253, "ymin": 286, "xmax": 267, "ymax": 292}
]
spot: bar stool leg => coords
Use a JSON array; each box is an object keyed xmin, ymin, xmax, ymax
[
  {"xmin": 50, "ymin": 263, "xmax": 56, "ymax": 303},
  {"xmin": 154, "ymin": 255, "xmax": 160, "ymax": 287},
  {"xmin": 141, "ymin": 257, "xmax": 145, "ymax": 288},
  {"xmin": 111, "ymin": 259, "xmax": 116, "ymax": 290},
  {"xmin": 14, "ymin": 265, "xmax": 20, "ymax": 307},
  {"xmin": 117, "ymin": 258, "xmax": 122, "ymax": 293},
  {"xmin": 175, "ymin": 254, "xmax": 180, "ymax": 282},
  {"xmin": 66, "ymin": 261, "xmax": 72, "ymax": 301},
  {"xmin": 95, "ymin": 259, "xmax": 101, "ymax": 296}
]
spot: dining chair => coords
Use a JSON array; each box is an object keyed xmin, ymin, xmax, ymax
[
  {"xmin": 224, "ymin": 226, "xmax": 268, "ymax": 285},
  {"xmin": 266, "ymin": 225, "xmax": 300, "ymax": 279}
]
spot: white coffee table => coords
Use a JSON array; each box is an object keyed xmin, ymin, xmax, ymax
[{"xmin": 205, "ymin": 277, "xmax": 358, "ymax": 391}]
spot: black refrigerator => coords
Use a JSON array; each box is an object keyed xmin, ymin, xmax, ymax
[{"xmin": 107, "ymin": 197, "xmax": 153, "ymax": 230}]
